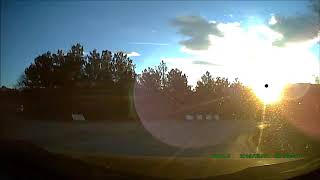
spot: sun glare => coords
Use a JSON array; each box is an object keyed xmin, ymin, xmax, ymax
[
  {"xmin": 252, "ymin": 83, "xmax": 285, "ymax": 104},
  {"xmin": 236, "ymin": 23, "xmax": 318, "ymax": 104},
  {"xmin": 168, "ymin": 18, "xmax": 319, "ymax": 92}
]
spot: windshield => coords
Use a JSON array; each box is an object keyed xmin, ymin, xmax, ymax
[{"xmin": 1, "ymin": 0, "xmax": 320, "ymax": 179}]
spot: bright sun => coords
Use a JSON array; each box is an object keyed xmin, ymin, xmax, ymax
[
  {"xmin": 251, "ymin": 83, "xmax": 285, "ymax": 104},
  {"xmin": 246, "ymin": 60, "xmax": 288, "ymax": 104},
  {"xmin": 236, "ymin": 25, "xmax": 319, "ymax": 104}
]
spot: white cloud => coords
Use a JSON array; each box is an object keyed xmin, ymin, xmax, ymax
[
  {"xmin": 126, "ymin": 51, "xmax": 141, "ymax": 57},
  {"xmin": 268, "ymin": 15, "xmax": 277, "ymax": 25}
]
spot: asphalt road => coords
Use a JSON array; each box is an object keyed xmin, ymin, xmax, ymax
[
  {"xmin": 1, "ymin": 119, "xmax": 300, "ymax": 178},
  {"xmin": 1, "ymin": 119, "xmax": 258, "ymax": 156}
]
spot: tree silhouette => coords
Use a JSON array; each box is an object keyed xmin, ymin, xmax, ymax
[
  {"xmin": 85, "ymin": 49, "xmax": 101, "ymax": 82},
  {"xmin": 195, "ymin": 71, "xmax": 230, "ymax": 99},
  {"xmin": 137, "ymin": 60, "xmax": 169, "ymax": 94},
  {"xmin": 165, "ymin": 68, "xmax": 191, "ymax": 106},
  {"xmin": 228, "ymin": 78, "xmax": 262, "ymax": 120},
  {"xmin": 21, "ymin": 44, "xmax": 86, "ymax": 89},
  {"xmin": 193, "ymin": 71, "xmax": 229, "ymax": 116},
  {"xmin": 111, "ymin": 52, "xmax": 136, "ymax": 94},
  {"xmin": 100, "ymin": 50, "xmax": 114, "ymax": 87},
  {"xmin": 138, "ymin": 67, "xmax": 162, "ymax": 94},
  {"xmin": 63, "ymin": 44, "xmax": 86, "ymax": 87},
  {"xmin": 21, "ymin": 44, "xmax": 136, "ymax": 92},
  {"xmin": 84, "ymin": 49, "xmax": 114, "ymax": 88},
  {"xmin": 157, "ymin": 60, "xmax": 168, "ymax": 89},
  {"xmin": 18, "ymin": 44, "xmax": 265, "ymax": 121},
  {"xmin": 23, "ymin": 52, "xmax": 55, "ymax": 88}
]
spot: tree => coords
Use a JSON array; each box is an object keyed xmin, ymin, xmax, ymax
[
  {"xmin": 157, "ymin": 60, "xmax": 168, "ymax": 89},
  {"xmin": 137, "ymin": 61, "xmax": 169, "ymax": 93},
  {"xmin": 165, "ymin": 68, "xmax": 191, "ymax": 105},
  {"xmin": 228, "ymin": 78, "xmax": 262, "ymax": 120},
  {"xmin": 195, "ymin": 71, "xmax": 214, "ymax": 95},
  {"xmin": 137, "ymin": 67, "xmax": 162, "ymax": 94},
  {"xmin": 63, "ymin": 43, "xmax": 86, "ymax": 87},
  {"xmin": 83, "ymin": 49, "xmax": 113, "ymax": 88},
  {"xmin": 195, "ymin": 71, "xmax": 230, "ymax": 99},
  {"xmin": 194, "ymin": 71, "xmax": 230, "ymax": 115},
  {"xmin": 85, "ymin": 49, "xmax": 101, "ymax": 82},
  {"xmin": 22, "ymin": 43, "xmax": 86, "ymax": 89},
  {"xmin": 15, "ymin": 74, "xmax": 27, "ymax": 89},
  {"xmin": 23, "ymin": 52, "xmax": 55, "ymax": 88},
  {"xmin": 21, "ymin": 44, "xmax": 138, "ymax": 91},
  {"xmin": 100, "ymin": 50, "xmax": 113, "ymax": 86},
  {"xmin": 111, "ymin": 52, "xmax": 136, "ymax": 94}
]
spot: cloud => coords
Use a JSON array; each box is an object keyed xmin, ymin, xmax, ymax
[
  {"xmin": 268, "ymin": 15, "xmax": 277, "ymax": 25},
  {"xmin": 192, "ymin": 60, "xmax": 221, "ymax": 66},
  {"xmin": 126, "ymin": 51, "xmax": 141, "ymax": 57},
  {"xmin": 129, "ymin": 42, "xmax": 169, "ymax": 46},
  {"xmin": 171, "ymin": 16, "xmax": 223, "ymax": 50},
  {"xmin": 163, "ymin": 19, "xmax": 319, "ymax": 87},
  {"xmin": 270, "ymin": 14, "xmax": 320, "ymax": 45}
]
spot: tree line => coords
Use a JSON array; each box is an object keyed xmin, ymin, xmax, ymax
[
  {"xmin": 18, "ymin": 44, "xmax": 135, "ymax": 93},
  {"xmin": 17, "ymin": 43, "xmax": 264, "ymax": 121}
]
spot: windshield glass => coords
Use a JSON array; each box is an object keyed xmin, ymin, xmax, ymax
[{"xmin": 1, "ymin": 0, "xmax": 320, "ymax": 179}]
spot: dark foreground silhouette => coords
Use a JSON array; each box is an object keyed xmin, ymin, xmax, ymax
[
  {"xmin": 0, "ymin": 140, "xmax": 159, "ymax": 180},
  {"xmin": 1, "ymin": 140, "xmax": 320, "ymax": 180}
]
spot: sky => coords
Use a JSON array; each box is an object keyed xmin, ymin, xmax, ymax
[{"xmin": 1, "ymin": 0, "xmax": 320, "ymax": 89}]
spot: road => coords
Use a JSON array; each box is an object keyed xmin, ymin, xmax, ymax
[
  {"xmin": 1, "ymin": 119, "xmax": 258, "ymax": 155},
  {"xmin": 1, "ymin": 119, "xmax": 300, "ymax": 178}
]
